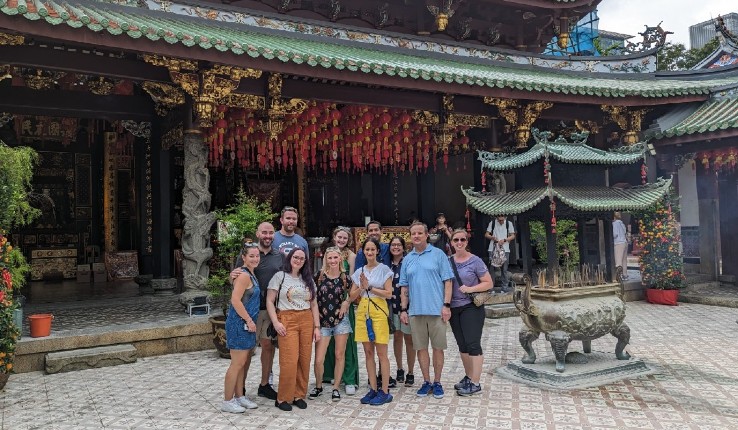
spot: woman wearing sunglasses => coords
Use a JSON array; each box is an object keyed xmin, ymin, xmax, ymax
[
  {"xmin": 448, "ymin": 229, "xmax": 493, "ymax": 397},
  {"xmin": 222, "ymin": 241, "xmax": 261, "ymax": 413}
]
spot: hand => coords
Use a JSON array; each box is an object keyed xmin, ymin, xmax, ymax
[
  {"xmin": 313, "ymin": 327, "xmax": 322, "ymax": 343},
  {"xmin": 274, "ymin": 321, "xmax": 287, "ymax": 337},
  {"xmin": 458, "ymin": 285, "xmax": 471, "ymax": 294},
  {"xmin": 441, "ymin": 307, "xmax": 451, "ymax": 322},
  {"xmin": 245, "ymin": 319, "xmax": 256, "ymax": 332},
  {"xmin": 230, "ymin": 268, "xmax": 241, "ymax": 281},
  {"xmin": 360, "ymin": 273, "xmax": 369, "ymax": 290},
  {"xmin": 338, "ymin": 300, "xmax": 350, "ymax": 318},
  {"xmin": 400, "ymin": 311, "xmax": 409, "ymax": 325}
]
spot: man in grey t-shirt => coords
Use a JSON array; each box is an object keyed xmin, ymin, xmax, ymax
[{"xmin": 272, "ymin": 206, "xmax": 308, "ymax": 258}]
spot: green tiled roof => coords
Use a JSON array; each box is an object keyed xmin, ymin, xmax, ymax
[
  {"xmin": 462, "ymin": 178, "xmax": 672, "ymax": 215},
  {"xmin": 478, "ymin": 129, "xmax": 646, "ymax": 171},
  {"xmin": 651, "ymin": 94, "xmax": 738, "ymax": 139},
  {"xmin": 2, "ymin": 0, "xmax": 738, "ymax": 98}
]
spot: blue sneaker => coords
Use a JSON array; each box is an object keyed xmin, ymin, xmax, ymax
[
  {"xmin": 457, "ymin": 382, "xmax": 482, "ymax": 397},
  {"xmin": 368, "ymin": 389, "xmax": 393, "ymax": 406},
  {"xmin": 360, "ymin": 389, "xmax": 377, "ymax": 404},
  {"xmin": 432, "ymin": 382, "xmax": 444, "ymax": 399},
  {"xmin": 416, "ymin": 381, "xmax": 432, "ymax": 397}
]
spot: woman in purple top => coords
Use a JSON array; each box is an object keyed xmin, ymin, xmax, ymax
[{"xmin": 448, "ymin": 229, "xmax": 493, "ymax": 397}]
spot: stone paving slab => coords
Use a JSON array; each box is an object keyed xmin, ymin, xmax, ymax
[{"xmin": 3, "ymin": 301, "xmax": 738, "ymax": 429}]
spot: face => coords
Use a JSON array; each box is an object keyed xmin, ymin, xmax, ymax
[
  {"xmin": 325, "ymin": 250, "xmax": 341, "ymax": 269},
  {"xmin": 363, "ymin": 241, "xmax": 378, "ymax": 262},
  {"xmin": 334, "ymin": 230, "xmax": 350, "ymax": 249},
  {"xmin": 451, "ymin": 232, "xmax": 468, "ymax": 251},
  {"xmin": 496, "ymin": 216, "xmax": 506, "ymax": 224},
  {"xmin": 410, "ymin": 224, "xmax": 428, "ymax": 246},
  {"xmin": 437, "ymin": 215, "xmax": 446, "ymax": 225},
  {"xmin": 367, "ymin": 223, "xmax": 382, "ymax": 241},
  {"xmin": 390, "ymin": 239, "xmax": 404, "ymax": 256},
  {"xmin": 290, "ymin": 250, "xmax": 306, "ymax": 269},
  {"xmin": 243, "ymin": 247, "xmax": 260, "ymax": 268},
  {"xmin": 281, "ymin": 210, "xmax": 298, "ymax": 233},
  {"xmin": 256, "ymin": 223, "xmax": 275, "ymax": 248}
]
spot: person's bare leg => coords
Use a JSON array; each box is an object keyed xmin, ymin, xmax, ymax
[
  {"xmin": 363, "ymin": 342, "xmax": 378, "ymax": 390},
  {"xmin": 404, "ymin": 333, "xmax": 416, "ymax": 374},
  {"xmin": 417, "ymin": 349, "xmax": 430, "ymax": 382},
  {"xmin": 333, "ymin": 334, "xmax": 349, "ymax": 391},
  {"xmin": 313, "ymin": 336, "xmax": 332, "ymax": 390},
  {"xmin": 432, "ymin": 348, "xmax": 444, "ymax": 383},
  {"xmin": 376, "ymin": 344, "xmax": 390, "ymax": 392},
  {"xmin": 393, "ymin": 330, "xmax": 404, "ymax": 371}
]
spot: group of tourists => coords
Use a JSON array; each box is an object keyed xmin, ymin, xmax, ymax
[{"xmin": 221, "ymin": 206, "xmax": 510, "ymax": 414}]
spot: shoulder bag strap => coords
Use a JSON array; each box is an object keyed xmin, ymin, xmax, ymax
[
  {"xmin": 275, "ymin": 272, "xmax": 285, "ymax": 311},
  {"xmin": 449, "ymin": 256, "xmax": 463, "ymax": 287}
]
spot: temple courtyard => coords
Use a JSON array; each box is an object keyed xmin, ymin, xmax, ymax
[{"xmin": 2, "ymin": 300, "xmax": 738, "ymax": 430}]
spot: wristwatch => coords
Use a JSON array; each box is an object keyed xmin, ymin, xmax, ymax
[{"xmin": 443, "ymin": 302, "xmax": 451, "ymax": 308}]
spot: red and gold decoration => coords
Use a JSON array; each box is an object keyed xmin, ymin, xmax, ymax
[
  {"xmin": 697, "ymin": 148, "xmax": 738, "ymax": 172},
  {"xmin": 637, "ymin": 194, "xmax": 684, "ymax": 291}
]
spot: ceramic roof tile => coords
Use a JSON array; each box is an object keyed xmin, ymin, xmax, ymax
[
  {"xmin": 651, "ymin": 94, "xmax": 738, "ymax": 139},
  {"xmin": 2, "ymin": 0, "xmax": 738, "ymax": 98}
]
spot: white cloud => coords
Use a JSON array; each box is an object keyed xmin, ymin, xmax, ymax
[{"xmin": 597, "ymin": 0, "xmax": 736, "ymax": 47}]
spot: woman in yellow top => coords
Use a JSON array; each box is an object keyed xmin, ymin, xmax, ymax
[{"xmin": 348, "ymin": 237, "xmax": 393, "ymax": 406}]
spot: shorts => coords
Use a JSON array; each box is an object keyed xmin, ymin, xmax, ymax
[
  {"xmin": 391, "ymin": 313, "xmax": 412, "ymax": 335},
  {"xmin": 409, "ymin": 315, "xmax": 447, "ymax": 350},
  {"xmin": 320, "ymin": 315, "xmax": 353, "ymax": 337},
  {"xmin": 255, "ymin": 310, "xmax": 272, "ymax": 340},
  {"xmin": 355, "ymin": 297, "xmax": 390, "ymax": 344}
]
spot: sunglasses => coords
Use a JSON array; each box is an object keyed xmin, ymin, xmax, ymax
[
  {"xmin": 325, "ymin": 246, "xmax": 341, "ymax": 253},
  {"xmin": 242, "ymin": 241, "xmax": 258, "ymax": 250},
  {"xmin": 452, "ymin": 237, "xmax": 468, "ymax": 243}
]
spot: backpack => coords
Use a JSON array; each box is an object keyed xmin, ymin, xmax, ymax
[{"xmin": 490, "ymin": 243, "xmax": 507, "ymax": 268}]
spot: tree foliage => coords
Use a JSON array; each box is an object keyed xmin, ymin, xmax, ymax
[
  {"xmin": 0, "ymin": 142, "xmax": 40, "ymax": 230},
  {"xmin": 529, "ymin": 219, "xmax": 580, "ymax": 269},
  {"xmin": 634, "ymin": 191, "xmax": 684, "ymax": 290},
  {"xmin": 657, "ymin": 37, "xmax": 720, "ymax": 71}
]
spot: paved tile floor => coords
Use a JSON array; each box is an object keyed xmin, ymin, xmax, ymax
[{"xmin": 3, "ymin": 301, "xmax": 738, "ymax": 430}]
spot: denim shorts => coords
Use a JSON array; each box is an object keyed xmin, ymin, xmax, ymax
[{"xmin": 320, "ymin": 315, "xmax": 352, "ymax": 337}]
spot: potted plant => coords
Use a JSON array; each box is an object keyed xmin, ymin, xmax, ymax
[
  {"xmin": 637, "ymin": 192, "xmax": 685, "ymax": 305},
  {"xmin": 0, "ymin": 141, "xmax": 38, "ymax": 389},
  {"xmin": 207, "ymin": 187, "xmax": 275, "ymax": 358}
]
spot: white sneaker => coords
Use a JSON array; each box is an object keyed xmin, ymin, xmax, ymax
[
  {"xmin": 345, "ymin": 385, "xmax": 357, "ymax": 396},
  {"xmin": 221, "ymin": 399, "xmax": 246, "ymax": 413},
  {"xmin": 268, "ymin": 371, "xmax": 274, "ymax": 386},
  {"xmin": 236, "ymin": 395, "xmax": 258, "ymax": 409}
]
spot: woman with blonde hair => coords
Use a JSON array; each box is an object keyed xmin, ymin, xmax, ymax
[
  {"xmin": 309, "ymin": 246, "xmax": 352, "ymax": 402},
  {"xmin": 322, "ymin": 226, "xmax": 360, "ymax": 395}
]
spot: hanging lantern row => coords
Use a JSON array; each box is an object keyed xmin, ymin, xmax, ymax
[
  {"xmin": 698, "ymin": 148, "xmax": 738, "ymax": 172},
  {"xmin": 203, "ymin": 102, "xmax": 473, "ymax": 173}
]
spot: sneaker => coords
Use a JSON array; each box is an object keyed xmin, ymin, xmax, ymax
[
  {"xmin": 457, "ymin": 382, "xmax": 482, "ymax": 397},
  {"xmin": 236, "ymin": 396, "xmax": 258, "ymax": 409},
  {"xmin": 368, "ymin": 389, "xmax": 393, "ymax": 406},
  {"xmin": 258, "ymin": 383, "xmax": 277, "ymax": 400},
  {"xmin": 274, "ymin": 400, "xmax": 292, "ymax": 411},
  {"xmin": 432, "ymin": 382, "xmax": 445, "ymax": 399},
  {"xmin": 308, "ymin": 386, "xmax": 323, "ymax": 399},
  {"xmin": 345, "ymin": 384, "xmax": 357, "ymax": 396},
  {"xmin": 292, "ymin": 398, "xmax": 308, "ymax": 409},
  {"xmin": 396, "ymin": 369, "xmax": 405, "ymax": 384},
  {"xmin": 416, "ymin": 381, "xmax": 432, "ymax": 397},
  {"xmin": 221, "ymin": 399, "xmax": 246, "ymax": 413},
  {"xmin": 388, "ymin": 376, "xmax": 397, "ymax": 388},
  {"xmin": 405, "ymin": 373, "xmax": 415, "ymax": 387},
  {"xmin": 360, "ymin": 389, "xmax": 377, "ymax": 404},
  {"xmin": 454, "ymin": 376, "xmax": 471, "ymax": 391},
  {"xmin": 331, "ymin": 389, "xmax": 341, "ymax": 402}
]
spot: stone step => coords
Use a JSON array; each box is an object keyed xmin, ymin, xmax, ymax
[
  {"xmin": 685, "ymin": 273, "xmax": 714, "ymax": 285},
  {"xmin": 45, "ymin": 344, "xmax": 137, "ymax": 374},
  {"xmin": 678, "ymin": 292, "xmax": 738, "ymax": 309},
  {"xmin": 485, "ymin": 303, "xmax": 519, "ymax": 319},
  {"xmin": 719, "ymin": 274, "xmax": 737, "ymax": 285}
]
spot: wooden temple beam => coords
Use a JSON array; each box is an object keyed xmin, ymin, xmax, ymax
[
  {"xmin": 0, "ymin": 16, "xmax": 710, "ymax": 109},
  {"xmin": 0, "ymin": 86, "xmax": 155, "ymax": 120}
]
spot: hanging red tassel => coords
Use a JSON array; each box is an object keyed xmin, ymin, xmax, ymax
[{"xmin": 465, "ymin": 207, "xmax": 471, "ymax": 233}]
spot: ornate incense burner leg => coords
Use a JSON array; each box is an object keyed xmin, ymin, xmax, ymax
[
  {"xmin": 611, "ymin": 323, "xmax": 631, "ymax": 360},
  {"xmin": 547, "ymin": 330, "xmax": 571, "ymax": 373},
  {"xmin": 519, "ymin": 328, "xmax": 540, "ymax": 364},
  {"xmin": 582, "ymin": 340, "xmax": 592, "ymax": 354}
]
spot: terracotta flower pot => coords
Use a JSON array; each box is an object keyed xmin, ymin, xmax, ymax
[{"xmin": 645, "ymin": 288, "xmax": 679, "ymax": 306}]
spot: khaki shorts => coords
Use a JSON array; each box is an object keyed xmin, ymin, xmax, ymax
[
  {"xmin": 409, "ymin": 315, "xmax": 447, "ymax": 350},
  {"xmin": 255, "ymin": 310, "xmax": 271, "ymax": 340}
]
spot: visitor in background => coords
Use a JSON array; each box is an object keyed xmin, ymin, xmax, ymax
[
  {"xmin": 399, "ymin": 222, "xmax": 454, "ymax": 399},
  {"xmin": 429, "ymin": 212, "xmax": 453, "ymax": 255},
  {"xmin": 266, "ymin": 248, "xmax": 321, "ymax": 411},
  {"xmin": 350, "ymin": 237, "xmax": 394, "ymax": 406},
  {"xmin": 222, "ymin": 241, "xmax": 261, "ymax": 413},
  {"xmin": 388, "ymin": 236, "xmax": 416, "ymax": 387},
  {"xmin": 355, "ymin": 221, "xmax": 391, "ymax": 268},
  {"xmin": 321, "ymin": 226, "xmax": 360, "ymax": 396},
  {"xmin": 613, "ymin": 212, "xmax": 629, "ymax": 280},
  {"xmin": 309, "ymin": 247, "xmax": 352, "ymax": 402},
  {"xmin": 448, "ymin": 229, "xmax": 492, "ymax": 396},
  {"xmin": 485, "ymin": 215, "xmax": 515, "ymax": 291},
  {"xmin": 272, "ymin": 206, "xmax": 309, "ymax": 258}
]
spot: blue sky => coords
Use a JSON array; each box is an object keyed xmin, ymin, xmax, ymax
[{"xmin": 597, "ymin": 0, "xmax": 736, "ymax": 47}]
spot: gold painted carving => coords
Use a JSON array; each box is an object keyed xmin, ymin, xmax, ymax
[
  {"xmin": 259, "ymin": 73, "xmax": 307, "ymax": 140},
  {"xmin": 142, "ymin": 54, "xmax": 197, "ymax": 72},
  {"xmin": 0, "ymin": 65, "xmax": 11, "ymax": 83},
  {"xmin": 484, "ymin": 97, "xmax": 553, "ymax": 148},
  {"xmin": 574, "ymin": 120, "xmax": 600, "ymax": 135},
  {"xmin": 0, "ymin": 32, "xmax": 24, "ymax": 45},
  {"xmin": 601, "ymin": 105, "xmax": 649, "ymax": 145},
  {"xmin": 413, "ymin": 95, "xmax": 492, "ymax": 148},
  {"xmin": 427, "ymin": 1, "xmax": 459, "ymax": 32},
  {"xmin": 220, "ymin": 93, "xmax": 265, "ymax": 110},
  {"xmin": 87, "ymin": 76, "xmax": 117, "ymax": 96},
  {"xmin": 21, "ymin": 68, "xmax": 66, "ymax": 90},
  {"xmin": 142, "ymin": 81, "xmax": 186, "ymax": 116}
]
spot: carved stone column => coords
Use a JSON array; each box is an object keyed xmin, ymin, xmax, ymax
[{"xmin": 179, "ymin": 130, "xmax": 217, "ymax": 304}]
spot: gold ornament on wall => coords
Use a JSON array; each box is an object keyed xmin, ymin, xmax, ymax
[
  {"xmin": 484, "ymin": 97, "xmax": 553, "ymax": 148},
  {"xmin": 601, "ymin": 105, "xmax": 649, "ymax": 145}
]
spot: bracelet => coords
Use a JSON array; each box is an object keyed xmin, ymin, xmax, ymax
[{"xmin": 314, "ymin": 325, "xmax": 320, "ymax": 329}]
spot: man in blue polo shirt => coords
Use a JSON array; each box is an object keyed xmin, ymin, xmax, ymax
[{"xmin": 398, "ymin": 221, "xmax": 454, "ymax": 399}]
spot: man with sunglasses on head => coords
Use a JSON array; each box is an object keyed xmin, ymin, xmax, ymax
[{"xmin": 273, "ymin": 206, "xmax": 309, "ymax": 259}]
